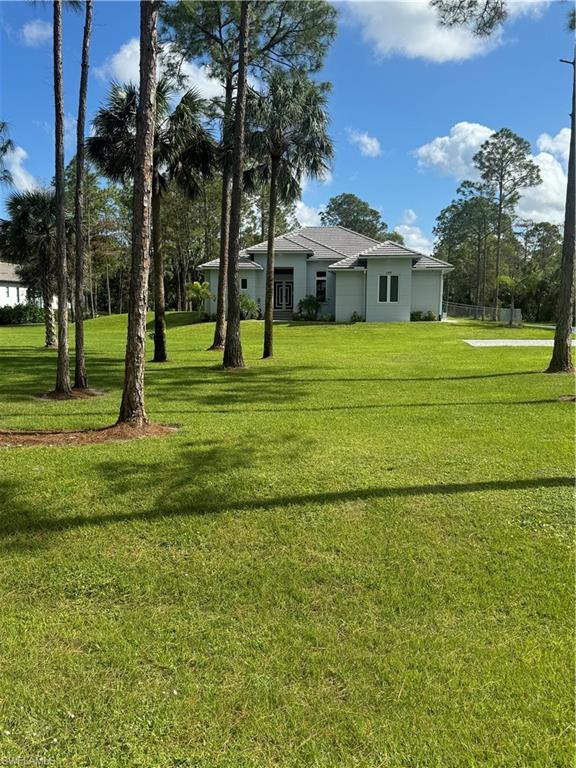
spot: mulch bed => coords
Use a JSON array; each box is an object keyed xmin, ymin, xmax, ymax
[
  {"xmin": 559, "ymin": 395, "xmax": 576, "ymax": 402},
  {"xmin": 0, "ymin": 422, "xmax": 176, "ymax": 447}
]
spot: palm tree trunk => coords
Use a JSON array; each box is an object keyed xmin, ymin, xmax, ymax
[
  {"xmin": 263, "ymin": 155, "xmax": 279, "ymax": 358},
  {"xmin": 42, "ymin": 275, "xmax": 57, "ymax": 348},
  {"xmin": 152, "ymin": 176, "xmax": 167, "ymax": 362},
  {"xmin": 53, "ymin": 0, "xmax": 71, "ymax": 396},
  {"xmin": 547, "ymin": 50, "xmax": 575, "ymax": 373},
  {"xmin": 209, "ymin": 76, "xmax": 234, "ymax": 351},
  {"xmin": 117, "ymin": 0, "xmax": 158, "ymax": 426},
  {"xmin": 223, "ymin": 1, "xmax": 249, "ymax": 369},
  {"xmin": 74, "ymin": 0, "xmax": 93, "ymax": 389}
]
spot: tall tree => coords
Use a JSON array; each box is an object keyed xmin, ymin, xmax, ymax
[
  {"xmin": 73, "ymin": 0, "xmax": 93, "ymax": 389},
  {"xmin": 0, "ymin": 121, "xmax": 14, "ymax": 186},
  {"xmin": 53, "ymin": 0, "xmax": 72, "ymax": 396},
  {"xmin": 161, "ymin": 0, "xmax": 338, "ymax": 351},
  {"xmin": 117, "ymin": 0, "xmax": 159, "ymax": 426},
  {"xmin": 547, "ymin": 47, "xmax": 575, "ymax": 373},
  {"xmin": 471, "ymin": 129, "xmax": 541, "ymax": 319},
  {"xmin": 88, "ymin": 79, "xmax": 214, "ymax": 362},
  {"xmin": 0, "ymin": 190, "xmax": 58, "ymax": 348},
  {"xmin": 432, "ymin": 0, "xmax": 574, "ymax": 370},
  {"xmin": 249, "ymin": 68, "xmax": 333, "ymax": 358},
  {"xmin": 320, "ymin": 193, "xmax": 403, "ymax": 242},
  {"xmin": 222, "ymin": 0, "xmax": 250, "ymax": 369}
]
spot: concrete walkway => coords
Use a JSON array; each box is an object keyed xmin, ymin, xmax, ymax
[{"xmin": 465, "ymin": 339, "xmax": 576, "ymax": 347}]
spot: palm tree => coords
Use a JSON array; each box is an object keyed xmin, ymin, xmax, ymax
[
  {"xmin": 0, "ymin": 121, "xmax": 14, "ymax": 186},
  {"xmin": 249, "ymin": 68, "xmax": 333, "ymax": 358},
  {"xmin": 73, "ymin": 0, "xmax": 93, "ymax": 389},
  {"xmin": 0, "ymin": 190, "xmax": 58, "ymax": 347},
  {"xmin": 222, "ymin": 0, "xmax": 250, "ymax": 369},
  {"xmin": 117, "ymin": 0, "xmax": 159, "ymax": 426},
  {"xmin": 53, "ymin": 0, "xmax": 72, "ymax": 395},
  {"xmin": 88, "ymin": 78, "xmax": 215, "ymax": 362}
]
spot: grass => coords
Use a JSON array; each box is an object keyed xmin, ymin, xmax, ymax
[{"xmin": 0, "ymin": 314, "xmax": 573, "ymax": 767}]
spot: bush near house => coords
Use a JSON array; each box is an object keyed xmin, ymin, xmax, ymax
[
  {"xmin": 240, "ymin": 293, "xmax": 260, "ymax": 320},
  {"xmin": 410, "ymin": 310, "xmax": 438, "ymax": 321},
  {"xmin": 0, "ymin": 303, "xmax": 44, "ymax": 325},
  {"xmin": 297, "ymin": 294, "xmax": 322, "ymax": 320}
]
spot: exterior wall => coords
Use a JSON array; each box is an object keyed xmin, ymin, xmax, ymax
[
  {"xmin": 411, "ymin": 271, "xmax": 443, "ymax": 317},
  {"xmin": 365, "ymin": 258, "xmax": 412, "ymax": 322},
  {"xmin": 334, "ymin": 271, "xmax": 365, "ymax": 322},
  {"xmin": 0, "ymin": 282, "xmax": 28, "ymax": 308},
  {"xmin": 202, "ymin": 269, "xmax": 261, "ymax": 316}
]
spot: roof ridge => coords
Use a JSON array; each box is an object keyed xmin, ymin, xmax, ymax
[
  {"xmin": 288, "ymin": 229, "xmax": 349, "ymax": 258},
  {"xmin": 331, "ymin": 224, "xmax": 384, "ymax": 245}
]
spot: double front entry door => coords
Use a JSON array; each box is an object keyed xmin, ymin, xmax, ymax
[{"xmin": 274, "ymin": 279, "xmax": 293, "ymax": 312}]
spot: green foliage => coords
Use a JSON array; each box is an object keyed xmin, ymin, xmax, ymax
[
  {"xmin": 297, "ymin": 294, "xmax": 322, "ymax": 320},
  {"xmin": 247, "ymin": 67, "xmax": 333, "ymax": 205},
  {"xmin": 0, "ymin": 303, "xmax": 44, "ymax": 325},
  {"xmin": 472, "ymin": 128, "xmax": 542, "ymax": 212},
  {"xmin": 350, "ymin": 311, "xmax": 363, "ymax": 323},
  {"xmin": 0, "ymin": 121, "xmax": 14, "ymax": 187},
  {"xmin": 186, "ymin": 280, "xmax": 214, "ymax": 311},
  {"xmin": 239, "ymin": 293, "xmax": 260, "ymax": 320},
  {"xmin": 410, "ymin": 310, "xmax": 437, "ymax": 321},
  {"xmin": 320, "ymin": 193, "xmax": 402, "ymax": 242}
]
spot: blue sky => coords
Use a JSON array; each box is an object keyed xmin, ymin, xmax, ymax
[{"xmin": 0, "ymin": 1, "xmax": 572, "ymax": 251}]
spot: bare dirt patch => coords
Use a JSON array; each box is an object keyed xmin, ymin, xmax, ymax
[
  {"xmin": 35, "ymin": 387, "xmax": 108, "ymax": 401},
  {"xmin": 558, "ymin": 395, "xmax": 576, "ymax": 402},
  {"xmin": 0, "ymin": 422, "xmax": 177, "ymax": 448}
]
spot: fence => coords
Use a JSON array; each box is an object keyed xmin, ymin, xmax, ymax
[{"xmin": 443, "ymin": 302, "xmax": 522, "ymax": 326}]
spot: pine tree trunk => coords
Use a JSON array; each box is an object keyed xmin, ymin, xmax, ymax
[
  {"xmin": 117, "ymin": 0, "xmax": 158, "ymax": 426},
  {"xmin": 547, "ymin": 50, "xmax": 575, "ymax": 373},
  {"xmin": 53, "ymin": 0, "xmax": 71, "ymax": 396},
  {"xmin": 209, "ymin": 76, "xmax": 234, "ymax": 351},
  {"xmin": 493, "ymin": 193, "xmax": 503, "ymax": 321},
  {"xmin": 106, "ymin": 261, "xmax": 111, "ymax": 315},
  {"xmin": 42, "ymin": 276, "xmax": 57, "ymax": 348},
  {"xmin": 73, "ymin": 0, "xmax": 93, "ymax": 389},
  {"xmin": 474, "ymin": 230, "xmax": 482, "ymax": 319},
  {"xmin": 152, "ymin": 179, "xmax": 167, "ymax": 362},
  {"xmin": 223, "ymin": 1, "xmax": 249, "ymax": 369},
  {"xmin": 263, "ymin": 155, "xmax": 279, "ymax": 359}
]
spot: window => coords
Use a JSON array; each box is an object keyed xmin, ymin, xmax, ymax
[
  {"xmin": 240, "ymin": 278, "xmax": 248, "ymax": 290},
  {"xmin": 378, "ymin": 275, "xmax": 399, "ymax": 303},
  {"xmin": 5, "ymin": 286, "xmax": 9, "ymax": 298},
  {"xmin": 315, "ymin": 271, "xmax": 327, "ymax": 303}
]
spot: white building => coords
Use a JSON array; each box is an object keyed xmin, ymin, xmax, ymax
[{"xmin": 0, "ymin": 262, "xmax": 28, "ymax": 307}]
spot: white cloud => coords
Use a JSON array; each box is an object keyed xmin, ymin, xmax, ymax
[
  {"xmin": 414, "ymin": 121, "xmax": 493, "ymax": 179},
  {"xmin": 295, "ymin": 200, "xmax": 322, "ymax": 227},
  {"xmin": 415, "ymin": 121, "xmax": 569, "ymax": 224},
  {"xmin": 22, "ymin": 19, "xmax": 52, "ymax": 47},
  {"xmin": 347, "ymin": 129, "xmax": 381, "ymax": 158},
  {"xmin": 537, "ymin": 128, "xmax": 570, "ymax": 165},
  {"xmin": 95, "ymin": 38, "xmax": 222, "ymax": 99},
  {"xmin": 345, "ymin": 1, "xmax": 549, "ymax": 63},
  {"xmin": 4, "ymin": 146, "xmax": 39, "ymax": 192},
  {"xmin": 394, "ymin": 209, "xmax": 432, "ymax": 253},
  {"xmin": 346, "ymin": 1, "xmax": 498, "ymax": 63}
]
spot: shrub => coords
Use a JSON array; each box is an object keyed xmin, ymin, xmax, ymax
[
  {"xmin": 240, "ymin": 294, "xmax": 260, "ymax": 320},
  {"xmin": 350, "ymin": 311, "xmax": 363, "ymax": 323},
  {"xmin": 297, "ymin": 294, "xmax": 322, "ymax": 320},
  {"xmin": 410, "ymin": 310, "xmax": 437, "ymax": 322},
  {"xmin": 0, "ymin": 303, "xmax": 44, "ymax": 325}
]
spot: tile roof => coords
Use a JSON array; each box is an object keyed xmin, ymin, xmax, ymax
[
  {"xmin": 200, "ymin": 255, "xmax": 263, "ymax": 270},
  {"xmin": 200, "ymin": 228, "xmax": 453, "ymax": 272}
]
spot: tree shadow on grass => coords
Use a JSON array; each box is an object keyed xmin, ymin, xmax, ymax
[{"xmin": 0, "ymin": 432, "xmax": 571, "ymax": 551}]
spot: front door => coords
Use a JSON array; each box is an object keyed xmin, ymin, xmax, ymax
[{"xmin": 274, "ymin": 280, "xmax": 293, "ymax": 311}]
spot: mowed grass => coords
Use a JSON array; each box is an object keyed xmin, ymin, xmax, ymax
[{"xmin": 0, "ymin": 315, "xmax": 573, "ymax": 767}]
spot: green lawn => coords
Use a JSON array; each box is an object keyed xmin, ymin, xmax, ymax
[{"xmin": 0, "ymin": 315, "xmax": 573, "ymax": 767}]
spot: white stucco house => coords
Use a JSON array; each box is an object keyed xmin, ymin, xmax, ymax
[
  {"xmin": 0, "ymin": 261, "xmax": 28, "ymax": 307},
  {"xmin": 199, "ymin": 226, "xmax": 453, "ymax": 322}
]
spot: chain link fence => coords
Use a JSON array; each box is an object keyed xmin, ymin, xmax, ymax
[{"xmin": 443, "ymin": 302, "xmax": 522, "ymax": 325}]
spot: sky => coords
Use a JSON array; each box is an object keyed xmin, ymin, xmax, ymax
[{"xmin": 0, "ymin": 0, "xmax": 572, "ymax": 253}]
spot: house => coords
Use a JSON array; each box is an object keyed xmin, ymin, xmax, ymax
[
  {"xmin": 199, "ymin": 226, "xmax": 453, "ymax": 322},
  {"xmin": 0, "ymin": 261, "xmax": 28, "ymax": 307}
]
